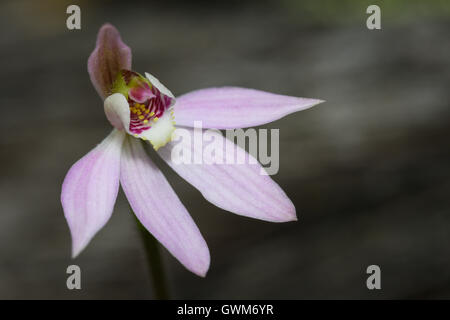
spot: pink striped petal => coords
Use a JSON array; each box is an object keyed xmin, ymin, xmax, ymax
[
  {"xmin": 88, "ymin": 24, "xmax": 132, "ymax": 99},
  {"xmin": 173, "ymin": 87, "xmax": 323, "ymax": 129},
  {"xmin": 158, "ymin": 128, "xmax": 296, "ymax": 222},
  {"xmin": 120, "ymin": 137, "xmax": 210, "ymax": 277},
  {"xmin": 61, "ymin": 130, "xmax": 125, "ymax": 257}
]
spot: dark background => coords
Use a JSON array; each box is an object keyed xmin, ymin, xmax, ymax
[{"xmin": 0, "ymin": 0, "xmax": 449, "ymax": 299}]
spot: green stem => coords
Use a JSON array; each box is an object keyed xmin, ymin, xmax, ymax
[{"xmin": 135, "ymin": 218, "xmax": 170, "ymax": 300}]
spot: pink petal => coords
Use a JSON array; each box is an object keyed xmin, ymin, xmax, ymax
[
  {"xmin": 120, "ymin": 137, "xmax": 210, "ymax": 277},
  {"xmin": 61, "ymin": 130, "xmax": 125, "ymax": 257},
  {"xmin": 158, "ymin": 128, "xmax": 296, "ymax": 222},
  {"xmin": 88, "ymin": 24, "xmax": 132, "ymax": 99},
  {"xmin": 173, "ymin": 87, "xmax": 323, "ymax": 129},
  {"xmin": 129, "ymin": 84, "xmax": 156, "ymax": 104}
]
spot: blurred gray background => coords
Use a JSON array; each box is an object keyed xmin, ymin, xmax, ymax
[{"xmin": 0, "ymin": 0, "xmax": 449, "ymax": 299}]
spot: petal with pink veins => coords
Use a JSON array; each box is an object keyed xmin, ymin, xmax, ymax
[
  {"xmin": 173, "ymin": 87, "xmax": 323, "ymax": 129},
  {"xmin": 120, "ymin": 137, "xmax": 210, "ymax": 277},
  {"xmin": 61, "ymin": 129, "xmax": 125, "ymax": 257},
  {"xmin": 88, "ymin": 24, "xmax": 132, "ymax": 99},
  {"xmin": 158, "ymin": 128, "xmax": 296, "ymax": 222}
]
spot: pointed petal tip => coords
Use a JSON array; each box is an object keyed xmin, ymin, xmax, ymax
[
  {"xmin": 283, "ymin": 202, "xmax": 298, "ymax": 222},
  {"xmin": 197, "ymin": 270, "xmax": 208, "ymax": 278},
  {"xmin": 260, "ymin": 197, "xmax": 296, "ymax": 223},
  {"xmin": 190, "ymin": 254, "xmax": 210, "ymax": 278},
  {"xmin": 98, "ymin": 23, "xmax": 117, "ymax": 33},
  {"xmin": 315, "ymin": 99, "xmax": 326, "ymax": 105},
  {"xmin": 191, "ymin": 266, "xmax": 208, "ymax": 278},
  {"xmin": 271, "ymin": 207, "xmax": 298, "ymax": 223},
  {"xmin": 179, "ymin": 237, "xmax": 210, "ymax": 277},
  {"xmin": 181, "ymin": 236, "xmax": 210, "ymax": 277},
  {"xmin": 69, "ymin": 227, "xmax": 92, "ymax": 259},
  {"xmin": 95, "ymin": 23, "xmax": 123, "ymax": 46},
  {"xmin": 300, "ymin": 97, "xmax": 325, "ymax": 109},
  {"xmin": 71, "ymin": 246, "xmax": 81, "ymax": 259},
  {"xmin": 70, "ymin": 234, "xmax": 88, "ymax": 259}
]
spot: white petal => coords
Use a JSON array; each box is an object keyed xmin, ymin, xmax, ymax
[
  {"xmin": 140, "ymin": 110, "xmax": 175, "ymax": 150},
  {"xmin": 145, "ymin": 72, "xmax": 175, "ymax": 99},
  {"xmin": 104, "ymin": 93, "xmax": 130, "ymax": 131}
]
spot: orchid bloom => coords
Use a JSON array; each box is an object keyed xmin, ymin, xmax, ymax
[{"xmin": 61, "ymin": 24, "xmax": 323, "ymax": 277}]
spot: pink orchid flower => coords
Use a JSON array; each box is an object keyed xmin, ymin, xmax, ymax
[{"xmin": 61, "ymin": 24, "xmax": 323, "ymax": 277}]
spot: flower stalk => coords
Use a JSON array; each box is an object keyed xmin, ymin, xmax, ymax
[{"xmin": 135, "ymin": 216, "xmax": 170, "ymax": 300}]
